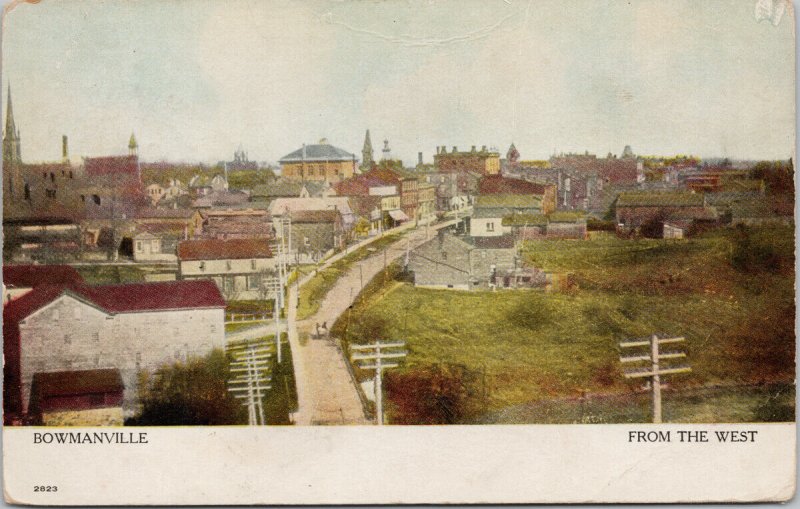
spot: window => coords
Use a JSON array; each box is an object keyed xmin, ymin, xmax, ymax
[
  {"xmin": 50, "ymin": 172, "xmax": 55, "ymax": 182},
  {"xmin": 486, "ymin": 222, "xmax": 495, "ymax": 232},
  {"xmin": 441, "ymin": 251, "xmax": 447, "ymax": 260},
  {"xmin": 23, "ymin": 183, "xmax": 30, "ymax": 201},
  {"xmin": 199, "ymin": 261, "xmax": 206, "ymax": 271},
  {"xmin": 136, "ymin": 241, "xmax": 143, "ymax": 252},
  {"xmin": 210, "ymin": 324, "xmax": 216, "ymax": 334},
  {"xmin": 250, "ymin": 259, "xmax": 257, "ymax": 270},
  {"xmin": 304, "ymin": 236, "xmax": 310, "ymax": 247},
  {"xmin": 92, "ymin": 194, "xmax": 101, "ymax": 205},
  {"xmin": 248, "ymin": 275, "xmax": 261, "ymax": 290},
  {"xmin": 45, "ymin": 189, "xmax": 56, "ymax": 199},
  {"xmin": 69, "ymin": 171, "xmax": 73, "ymax": 179}
]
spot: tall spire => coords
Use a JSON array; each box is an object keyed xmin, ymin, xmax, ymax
[
  {"xmin": 3, "ymin": 84, "xmax": 21, "ymax": 164},
  {"xmin": 361, "ymin": 129, "xmax": 374, "ymax": 170}
]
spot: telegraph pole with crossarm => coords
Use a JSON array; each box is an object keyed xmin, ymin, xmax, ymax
[
  {"xmin": 620, "ymin": 334, "xmax": 691, "ymax": 423},
  {"xmin": 350, "ymin": 341, "xmax": 407, "ymax": 425},
  {"xmin": 227, "ymin": 343, "xmax": 272, "ymax": 425}
]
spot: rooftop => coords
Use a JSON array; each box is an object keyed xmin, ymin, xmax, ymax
[
  {"xmin": 3, "ymin": 264, "xmax": 84, "ymax": 289},
  {"xmin": 279, "ymin": 143, "xmax": 357, "ymax": 163},
  {"xmin": 478, "ymin": 175, "xmax": 549, "ymax": 195},
  {"xmin": 177, "ymin": 238, "xmax": 272, "ymax": 261}
]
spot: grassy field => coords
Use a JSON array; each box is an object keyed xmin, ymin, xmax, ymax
[
  {"xmin": 338, "ymin": 226, "xmax": 795, "ymax": 424},
  {"xmin": 296, "ymin": 231, "xmax": 404, "ymax": 319}
]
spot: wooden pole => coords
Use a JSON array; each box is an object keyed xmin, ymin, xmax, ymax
[
  {"xmin": 375, "ymin": 342, "xmax": 383, "ymax": 426},
  {"xmin": 651, "ymin": 334, "xmax": 661, "ymax": 424}
]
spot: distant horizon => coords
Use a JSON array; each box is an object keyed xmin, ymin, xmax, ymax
[{"xmin": 3, "ymin": 0, "xmax": 794, "ymax": 166}]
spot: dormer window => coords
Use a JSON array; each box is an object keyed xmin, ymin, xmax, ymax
[
  {"xmin": 199, "ymin": 261, "xmax": 206, "ymax": 271},
  {"xmin": 226, "ymin": 260, "xmax": 232, "ymax": 271}
]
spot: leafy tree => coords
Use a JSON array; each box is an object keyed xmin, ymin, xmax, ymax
[{"xmin": 127, "ymin": 349, "xmax": 246, "ymax": 425}]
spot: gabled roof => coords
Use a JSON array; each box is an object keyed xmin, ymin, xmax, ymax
[
  {"xmin": 251, "ymin": 180, "xmax": 304, "ymax": 198},
  {"xmin": 177, "ymin": 239, "xmax": 272, "ymax": 261},
  {"xmin": 32, "ymin": 369, "xmax": 124, "ymax": 399},
  {"xmin": 268, "ymin": 197, "xmax": 353, "ymax": 217},
  {"xmin": 279, "ymin": 143, "xmax": 357, "ymax": 163},
  {"xmin": 616, "ymin": 192, "xmax": 704, "ymax": 208},
  {"xmin": 3, "ymin": 265, "xmax": 84, "ymax": 289},
  {"xmin": 289, "ymin": 209, "xmax": 341, "ymax": 224}
]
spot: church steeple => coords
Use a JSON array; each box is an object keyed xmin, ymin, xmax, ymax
[
  {"xmin": 361, "ymin": 129, "xmax": 373, "ymax": 170},
  {"xmin": 128, "ymin": 132, "xmax": 138, "ymax": 156},
  {"xmin": 3, "ymin": 84, "xmax": 21, "ymax": 164}
]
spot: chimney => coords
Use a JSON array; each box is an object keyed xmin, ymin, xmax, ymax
[
  {"xmin": 481, "ymin": 145, "xmax": 487, "ymax": 151},
  {"xmin": 471, "ymin": 145, "xmax": 476, "ymax": 152},
  {"xmin": 418, "ymin": 152, "xmax": 423, "ymax": 165},
  {"xmin": 452, "ymin": 146, "xmax": 458, "ymax": 153},
  {"xmin": 62, "ymin": 135, "xmax": 68, "ymax": 162}
]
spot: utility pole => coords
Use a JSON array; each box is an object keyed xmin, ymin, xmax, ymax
[
  {"xmin": 350, "ymin": 340, "xmax": 407, "ymax": 425},
  {"xmin": 620, "ymin": 334, "xmax": 691, "ymax": 423},
  {"xmin": 227, "ymin": 342, "xmax": 272, "ymax": 425},
  {"xmin": 266, "ymin": 276, "xmax": 284, "ymax": 363}
]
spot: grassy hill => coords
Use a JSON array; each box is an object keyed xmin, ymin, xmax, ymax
[{"xmin": 336, "ymin": 226, "xmax": 795, "ymax": 424}]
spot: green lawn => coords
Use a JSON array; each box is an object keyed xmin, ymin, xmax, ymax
[
  {"xmin": 338, "ymin": 226, "xmax": 794, "ymax": 424},
  {"xmin": 75, "ymin": 265, "xmax": 148, "ymax": 285}
]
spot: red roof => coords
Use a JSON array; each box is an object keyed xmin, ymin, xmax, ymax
[
  {"xmin": 3, "ymin": 265, "xmax": 84, "ymax": 289},
  {"xmin": 177, "ymin": 239, "xmax": 272, "ymax": 261},
  {"xmin": 32, "ymin": 369, "xmax": 124, "ymax": 399},
  {"xmin": 479, "ymin": 175, "xmax": 548, "ymax": 195},
  {"xmin": 84, "ymin": 155, "xmax": 139, "ymax": 178},
  {"xmin": 3, "ymin": 280, "xmax": 224, "ymax": 416}
]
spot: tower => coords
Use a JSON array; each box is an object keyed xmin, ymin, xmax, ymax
[
  {"xmin": 361, "ymin": 129, "xmax": 374, "ymax": 170},
  {"xmin": 3, "ymin": 85, "xmax": 22, "ymax": 199},
  {"xmin": 3, "ymin": 85, "xmax": 21, "ymax": 165},
  {"xmin": 506, "ymin": 142, "xmax": 519, "ymax": 164},
  {"xmin": 128, "ymin": 132, "xmax": 138, "ymax": 156},
  {"xmin": 381, "ymin": 139, "xmax": 391, "ymax": 161}
]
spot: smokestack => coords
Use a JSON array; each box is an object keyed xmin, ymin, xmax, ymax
[
  {"xmin": 452, "ymin": 146, "xmax": 458, "ymax": 153},
  {"xmin": 418, "ymin": 152, "xmax": 423, "ymax": 165},
  {"xmin": 62, "ymin": 135, "xmax": 68, "ymax": 162}
]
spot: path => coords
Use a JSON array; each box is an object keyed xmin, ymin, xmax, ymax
[{"xmin": 288, "ymin": 219, "xmax": 457, "ymax": 425}]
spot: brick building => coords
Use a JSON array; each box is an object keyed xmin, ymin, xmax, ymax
[
  {"xmin": 433, "ymin": 145, "xmax": 501, "ymax": 175},
  {"xmin": 279, "ymin": 139, "xmax": 357, "ymax": 183}
]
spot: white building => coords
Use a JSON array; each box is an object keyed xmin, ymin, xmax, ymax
[
  {"xmin": 3, "ymin": 280, "xmax": 226, "ymax": 417},
  {"xmin": 177, "ymin": 238, "xmax": 276, "ymax": 300}
]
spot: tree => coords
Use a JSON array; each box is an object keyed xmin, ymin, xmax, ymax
[{"xmin": 127, "ymin": 349, "xmax": 246, "ymax": 425}]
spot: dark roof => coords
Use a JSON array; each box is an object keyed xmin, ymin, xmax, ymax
[
  {"xmin": 616, "ymin": 192, "xmax": 704, "ymax": 208},
  {"xmin": 177, "ymin": 239, "xmax": 272, "ymax": 261},
  {"xmin": 475, "ymin": 194, "xmax": 543, "ymax": 209},
  {"xmin": 3, "ymin": 265, "xmax": 84, "ymax": 289},
  {"xmin": 251, "ymin": 180, "xmax": 304, "ymax": 198},
  {"xmin": 279, "ymin": 143, "xmax": 356, "ymax": 163},
  {"xmin": 470, "ymin": 235, "xmax": 515, "ymax": 249},
  {"xmin": 479, "ymin": 175, "xmax": 549, "ymax": 195},
  {"xmin": 32, "ymin": 369, "xmax": 123, "ymax": 398},
  {"xmin": 84, "ymin": 155, "xmax": 139, "ymax": 178},
  {"xmin": 289, "ymin": 210, "xmax": 341, "ymax": 223}
]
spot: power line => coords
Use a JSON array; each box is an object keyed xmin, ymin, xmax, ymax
[
  {"xmin": 350, "ymin": 340, "xmax": 407, "ymax": 425},
  {"xmin": 620, "ymin": 334, "xmax": 691, "ymax": 423}
]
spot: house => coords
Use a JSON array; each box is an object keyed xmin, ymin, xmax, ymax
[
  {"xmin": 3, "ymin": 264, "xmax": 84, "ymax": 303},
  {"xmin": 135, "ymin": 208, "xmax": 204, "ymax": 237},
  {"xmin": 133, "ymin": 223, "xmax": 186, "ymax": 262},
  {"xmin": 471, "ymin": 194, "xmax": 543, "ymax": 237},
  {"xmin": 279, "ymin": 139, "xmax": 358, "ymax": 183},
  {"xmin": 417, "ymin": 182, "xmax": 436, "ymax": 222},
  {"xmin": 289, "ymin": 209, "xmax": 345, "ymax": 263},
  {"xmin": 615, "ymin": 191, "xmax": 718, "ymax": 234},
  {"xmin": 191, "ymin": 189, "xmax": 250, "ymax": 209},
  {"xmin": 268, "ymin": 196, "xmax": 355, "ymax": 233},
  {"xmin": 250, "ymin": 179, "xmax": 329, "ymax": 204},
  {"xmin": 145, "ymin": 183, "xmax": 165, "ymax": 205},
  {"xmin": 407, "ymin": 231, "xmax": 521, "ymax": 290},
  {"xmin": 199, "ymin": 209, "xmax": 274, "ymax": 240},
  {"xmin": 177, "ymin": 239, "xmax": 275, "ymax": 300},
  {"xmin": 433, "ymin": 145, "xmax": 501, "ymax": 175},
  {"xmin": 29, "ymin": 368, "xmax": 125, "ymax": 426},
  {"xmin": 478, "ymin": 175, "xmax": 557, "ymax": 214},
  {"xmin": 3, "ymin": 280, "xmax": 226, "ymax": 419}
]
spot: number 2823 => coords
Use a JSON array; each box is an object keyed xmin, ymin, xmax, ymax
[{"xmin": 34, "ymin": 486, "xmax": 57, "ymax": 492}]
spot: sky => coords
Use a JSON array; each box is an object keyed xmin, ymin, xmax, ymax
[{"xmin": 1, "ymin": 0, "xmax": 795, "ymax": 166}]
